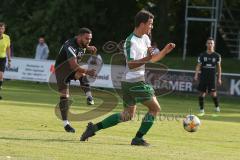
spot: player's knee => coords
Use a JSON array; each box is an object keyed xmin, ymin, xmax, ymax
[
  {"xmin": 156, "ymin": 106, "xmax": 161, "ymax": 113},
  {"xmin": 121, "ymin": 110, "xmax": 135, "ymax": 121},
  {"xmin": 150, "ymin": 106, "xmax": 160, "ymax": 116},
  {"xmin": 199, "ymin": 93, "xmax": 205, "ymax": 97},
  {"xmin": 210, "ymin": 92, "xmax": 217, "ymax": 97},
  {"xmin": 155, "ymin": 106, "xmax": 161, "ymax": 114}
]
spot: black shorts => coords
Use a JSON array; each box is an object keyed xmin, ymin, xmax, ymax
[
  {"xmin": 55, "ymin": 64, "xmax": 76, "ymax": 91},
  {"xmin": 198, "ymin": 79, "xmax": 216, "ymax": 93},
  {"xmin": 0, "ymin": 58, "xmax": 6, "ymax": 72}
]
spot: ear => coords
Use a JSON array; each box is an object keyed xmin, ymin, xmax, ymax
[{"xmin": 139, "ymin": 22, "xmax": 145, "ymax": 28}]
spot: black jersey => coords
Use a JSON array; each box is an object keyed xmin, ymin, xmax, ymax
[
  {"xmin": 197, "ymin": 51, "xmax": 221, "ymax": 81},
  {"xmin": 55, "ymin": 38, "xmax": 85, "ymax": 68}
]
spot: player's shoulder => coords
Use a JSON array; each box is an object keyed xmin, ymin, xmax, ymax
[
  {"xmin": 64, "ymin": 38, "xmax": 77, "ymax": 47},
  {"xmin": 125, "ymin": 33, "xmax": 137, "ymax": 48},
  {"xmin": 125, "ymin": 33, "xmax": 135, "ymax": 42},
  {"xmin": 3, "ymin": 34, "xmax": 10, "ymax": 40},
  {"xmin": 143, "ymin": 34, "xmax": 151, "ymax": 41},
  {"xmin": 142, "ymin": 34, "xmax": 150, "ymax": 40},
  {"xmin": 213, "ymin": 52, "xmax": 221, "ymax": 57},
  {"xmin": 198, "ymin": 52, "xmax": 206, "ymax": 57}
]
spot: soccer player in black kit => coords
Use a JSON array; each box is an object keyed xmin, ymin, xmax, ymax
[
  {"xmin": 194, "ymin": 37, "xmax": 222, "ymax": 116},
  {"xmin": 55, "ymin": 28, "xmax": 96, "ymax": 132}
]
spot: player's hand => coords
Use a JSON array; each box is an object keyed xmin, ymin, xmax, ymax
[
  {"xmin": 147, "ymin": 47, "xmax": 154, "ymax": 61},
  {"xmin": 194, "ymin": 74, "xmax": 198, "ymax": 81},
  {"xmin": 7, "ymin": 61, "xmax": 11, "ymax": 68},
  {"xmin": 86, "ymin": 69, "xmax": 96, "ymax": 77},
  {"xmin": 87, "ymin": 46, "xmax": 97, "ymax": 55},
  {"xmin": 75, "ymin": 71, "xmax": 85, "ymax": 80},
  {"xmin": 163, "ymin": 43, "xmax": 176, "ymax": 54}
]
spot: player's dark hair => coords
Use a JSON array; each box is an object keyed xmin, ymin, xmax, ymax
[
  {"xmin": 135, "ymin": 10, "xmax": 154, "ymax": 27},
  {"xmin": 39, "ymin": 35, "xmax": 45, "ymax": 39},
  {"xmin": 78, "ymin": 27, "xmax": 92, "ymax": 35},
  {"xmin": 0, "ymin": 22, "xmax": 6, "ymax": 27},
  {"xmin": 207, "ymin": 37, "xmax": 214, "ymax": 41}
]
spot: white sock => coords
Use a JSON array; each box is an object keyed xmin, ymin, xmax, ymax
[
  {"xmin": 86, "ymin": 91, "xmax": 92, "ymax": 98},
  {"xmin": 63, "ymin": 120, "xmax": 70, "ymax": 127}
]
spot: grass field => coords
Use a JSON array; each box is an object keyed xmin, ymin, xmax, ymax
[{"xmin": 0, "ymin": 80, "xmax": 240, "ymax": 160}]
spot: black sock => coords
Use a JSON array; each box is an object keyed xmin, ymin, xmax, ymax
[
  {"xmin": 136, "ymin": 131, "xmax": 144, "ymax": 139},
  {"xmin": 212, "ymin": 96, "xmax": 219, "ymax": 107},
  {"xmin": 0, "ymin": 80, "xmax": 3, "ymax": 88},
  {"xmin": 135, "ymin": 113, "xmax": 155, "ymax": 139},
  {"xmin": 59, "ymin": 97, "xmax": 69, "ymax": 121},
  {"xmin": 95, "ymin": 122, "xmax": 103, "ymax": 132},
  {"xmin": 199, "ymin": 96, "xmax": 204, "ymax": 110}
]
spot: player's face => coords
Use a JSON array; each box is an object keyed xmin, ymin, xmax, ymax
[
  {"xmin": 39, "ymin": 38, "xmax": 45, "ymax": 44},
  {"xmin": 79, "ymin": 33, "xmax": 92, "ymax": 48},
  {"xmin": 0, "ymin": 26, "xmax": 5, "ymax": 36},
  {"xmin": 143, "ymin": 18, "xmax": 153, "ymax": 35},
  {"xmin": 206, "ymin": 40, "xmax": 215, "ymax": 50}
]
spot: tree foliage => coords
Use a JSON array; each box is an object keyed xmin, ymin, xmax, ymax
[{"xmin": 0, "ymin": 0, "xmax": 239, "ymax": 59}]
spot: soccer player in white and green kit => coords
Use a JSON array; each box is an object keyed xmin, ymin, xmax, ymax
[{"xmin": 80, "ymin": 10, "xmax": 175, "ymax": 146}]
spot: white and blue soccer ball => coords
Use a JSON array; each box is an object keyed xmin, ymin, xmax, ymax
[{"xmin": 183, "ymin": 115, "xmax": 201, "ymax": 132}]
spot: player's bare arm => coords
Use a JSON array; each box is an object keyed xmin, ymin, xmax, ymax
[
  {"xmin": 128, "ymin": 43, "xmax": 175, "ymax": 69},
  {"xmin": 127, "ymin": 51, "xmax": 152, "ymax": 69},
  {"xmin": 150, "ymin": 43, "xmax": 175, "ymax": 63},
  {"xmin": 217, "ymin": 63, "xmax": 222, "ymax": 85},
  {"xmin": 6, "ymin": 46, "xmax": 11, "ymax": 67},
  {"xmin": 68, "ymin": 57, "xmax": 96, "ymax": 77},
  {"xmin": 194, "ymin": 63, "xmax": 201, "ymax": 81}
]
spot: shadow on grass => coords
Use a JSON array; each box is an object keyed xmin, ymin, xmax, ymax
[
  {"xmin": 0, "ymin": 136, "xmax": 134, "ymax": 146},
  {"xmin": 0, "ymin": 136, "xmax": 78, "ymax": 143}
]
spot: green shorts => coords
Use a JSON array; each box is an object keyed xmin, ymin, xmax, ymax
[{"xmin": 121, "ymin": 81, "xmax": 155, "ymax": 108}]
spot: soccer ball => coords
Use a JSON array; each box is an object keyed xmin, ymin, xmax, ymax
[{"xmin": 183, "ymin": 115, "xmax": 201, "ymax": 132}]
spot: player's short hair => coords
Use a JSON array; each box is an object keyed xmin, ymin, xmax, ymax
[
  {"xmin": 39, "ymin": 34, "xmax": 45, "ymax": 38},
  {"xmin": 0, "ymin": 22, "xmax": 6, "ymax": 27},
  {"xmin": 78, "ymin": 27, "xmax": 92, "ymax": 35},
  {"xmin": 207, "ymin": 37, "xmax": 214, "ymax": 41},
  {"xmin": 135, "ymin": 10, "xmax": 154, "ymax": 27}
]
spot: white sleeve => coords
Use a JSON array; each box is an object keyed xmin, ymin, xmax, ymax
[
  {"xmin": 124, "ymin": 40, "xmax": 137, "ymax": 61},
  {"xmin": 145, "ymin": 35, "xmax": 151, "ymax": 47}
]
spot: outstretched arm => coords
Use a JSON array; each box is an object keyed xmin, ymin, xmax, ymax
[
  {"xmin": 128, "ymin": 43, "xmax": 175, "ymax": 69},
  {"xmin": 150, "ymin": 43, "xmax": 175, "ymax": 63}
]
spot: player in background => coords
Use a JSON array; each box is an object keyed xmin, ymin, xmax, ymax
[
  {"xmin": 194, "ymin": 37, "xmax": 222, "ymax": 116},
  {"xmin": 0, "ymin": 22, "xmax": 11, "ymax": 100},
  {"xmin": 80, "ymin": 10, "xmax": 175, "ymax": 146},
  {"xmin": 55, "ymin": 28, "xmax": 96, "ymax": 133}
]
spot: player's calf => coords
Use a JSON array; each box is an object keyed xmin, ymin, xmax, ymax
[{"xmin": 59, "ymin": 96, "xmax": 75, "ymax": 133}]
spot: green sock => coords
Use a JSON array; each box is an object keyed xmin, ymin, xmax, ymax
[
  {"xmin": 95, "ymin": 113, "xmax": 121, "ymax": 132},
  {"xmin": 135, "ymin": 113, "xmax": 155, "ymax": 139}
]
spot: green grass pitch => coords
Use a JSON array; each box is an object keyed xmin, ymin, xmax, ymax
[{"xmin": 0, "ymin": 80, "xmax": 239, "ymax": 160}]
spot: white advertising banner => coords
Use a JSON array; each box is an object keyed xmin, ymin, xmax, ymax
[
  {"xmin": 4, "ymin": 58, "xmax": 55, "ymax": 82},
  {"xmin": 3, "ymin": 58, "xmax": 240, "ymax": 96}
]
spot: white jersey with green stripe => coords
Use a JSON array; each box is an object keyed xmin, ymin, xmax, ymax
[{"xmin": 122, "ymin": 33, "xmax": 151, "ymax": 82}]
